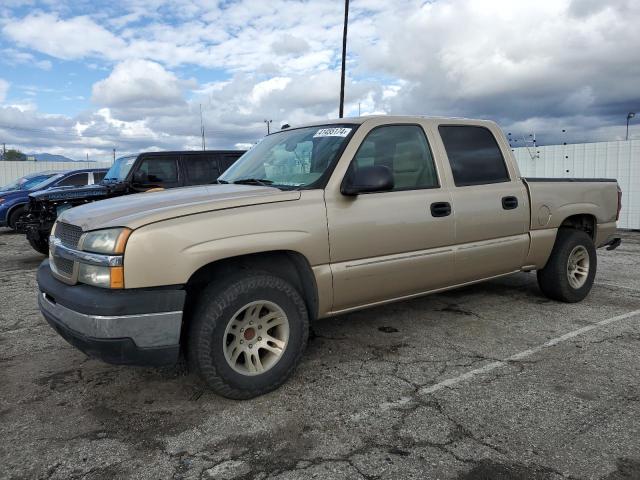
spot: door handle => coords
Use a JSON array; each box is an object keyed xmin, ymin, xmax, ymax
[
  {"xmin": 502, "ymin": 196, "xmax": 518, "ymax": 210},
  {"xmin": 430, "ymin": 202, "xmax": 452, "ymax": 217}
]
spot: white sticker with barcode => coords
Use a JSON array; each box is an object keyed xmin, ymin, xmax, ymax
[{"xmin": 313, "ymin": 127, "xmax": 352, "ymax": 138}]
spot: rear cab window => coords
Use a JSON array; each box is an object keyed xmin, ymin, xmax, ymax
[{"xmin": 438, "ymin": 125, "xmax": 510, "ymax": 186}]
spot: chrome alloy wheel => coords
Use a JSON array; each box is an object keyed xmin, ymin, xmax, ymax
[
  {"xmin": 567, "ymin": 245, "xmax": 590, "ymax": 289},
  {"xmin": 223, "ymin": 300, "xmax": 290, "ymax": 376}
]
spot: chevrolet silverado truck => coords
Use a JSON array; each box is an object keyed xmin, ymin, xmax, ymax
[
  {"xmin": 19, "ymin": 150, "xmax": 244, "ymax": 254},
  {"xmin": 36, "ymin": 116, "xmax": 622, "ymax": 399}
]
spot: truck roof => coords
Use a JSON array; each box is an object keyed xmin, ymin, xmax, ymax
[{"xmin": 285, "ymin": 115, "xmax": 498, "ymax": 130}]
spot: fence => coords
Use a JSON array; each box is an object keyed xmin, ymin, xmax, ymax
[
  {"xmin": 1, "ymin": 141, "xmax": 638, "ymax": 229},
  {"xmin": 512, "ymin": 140, "xmax": 639, "ymax": 229},
  {"xmin": 0, "ymin": 161, "xmax": 113, "ymax": 187}
]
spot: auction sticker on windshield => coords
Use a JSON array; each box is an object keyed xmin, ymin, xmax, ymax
[{"xmin": 313, "ymin": 127, "xmax": 352, "ymax": 138}]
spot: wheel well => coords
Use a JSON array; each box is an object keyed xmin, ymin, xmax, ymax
[
  {"xmin": 559, "ymin": 214, "xmax": 595, "ymax": 238},
  {"xmin": 6, "ymin": 202, "xmax": 27, "ymax": 223},
  {"xmin": 184, "ymin": 250, "xmax": 319, "ymax": 325}
]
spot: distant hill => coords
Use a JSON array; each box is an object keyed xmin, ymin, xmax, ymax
[{"xmin": 27, "ymin": 153, "xmax": 77, "ymax": 162}]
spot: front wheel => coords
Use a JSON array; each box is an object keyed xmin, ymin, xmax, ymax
[
  {"xmin": 537, "ymin": 229, "xmax": 597, "ymax": 303},
  {"xmin": 7, "ymin": 206, "xmax": 25, "ymax": 231},
  {"xmin": 187, "ymin": 272, "xmax": 309, "ymax": 399}
]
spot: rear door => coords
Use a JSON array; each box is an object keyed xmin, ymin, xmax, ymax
[{"xmin": 436, "ymin": 123, "xmax": 529, "ymax": 283}]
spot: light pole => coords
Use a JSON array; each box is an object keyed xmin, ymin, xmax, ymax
[
  {"xmin": 264, "ymin": 119, "xmax": 272, "ymax": 135},
  {"xmin": 339, "ymin": 0, "xmax": 349, "ymax": 118},
  {"xmin": 626, "ymin": 112, "xmax": 635, "ymax": 141}
]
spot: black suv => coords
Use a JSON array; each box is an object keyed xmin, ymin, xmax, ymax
[{"xmin": 20, "ymin": 150, "xmax": 245, "ymax": 254}]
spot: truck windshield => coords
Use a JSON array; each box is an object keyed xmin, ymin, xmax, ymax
[
  {"xmin": 218, "ymin": 124, "xmax": 356, "ymax": 189},
  {"xmin": 104, "ymin": 155, "xmax": 138, "ymax": 182}
]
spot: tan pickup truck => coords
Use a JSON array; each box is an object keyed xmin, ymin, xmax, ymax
[{"xmin": 36, "ymin": 116, "xmax": 622, "ymax": 398}]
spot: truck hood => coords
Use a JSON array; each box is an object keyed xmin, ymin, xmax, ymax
[
  {"xmin": 59, "ymin": 184, "xmax": 301, "ymax": 231},
  {"xmin": 29, "ymin": 184, "xmax": 108, "ymax": 202}
]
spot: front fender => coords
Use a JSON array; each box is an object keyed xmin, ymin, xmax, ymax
[{"xmin": 122, "ymin": 190, "xmax": 330, "ymax": 289}]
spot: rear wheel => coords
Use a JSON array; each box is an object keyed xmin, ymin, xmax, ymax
[
  {"xmin": 27, "ymin": 230, "xmax": 49, "ymax": 255},
  {"xmin": 537, "ymin": 229, "xmax": 597, "ymax": 303},
  {"xmin": 187, "ymin": 272, "xmax": 309, "ymax": 399},
  {"xmin": 7, "ymin": 206, "xmax": 25, "ymax": 231}
]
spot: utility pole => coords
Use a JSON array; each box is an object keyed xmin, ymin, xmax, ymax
[
  {"xmin": 339, "ymin": 0, "xmax": 349, "ymax": 118},
  {"xmin": 86, "ymin": 153, "xmax": 89, "ymax": 162},
  {"xmin": 627, "ymin": 112, "xmax": 635, "ymax": 141},
  {"xmin": 113, "ymin": 148, "xmax": 116, "ymax": 163},
  {"xmin": 200, "ymin": 104, "xmax": 206, "ymax": 151},
  {"xmin": 264, "ymin": 119, "xmax": 272, "ymax": 135}
]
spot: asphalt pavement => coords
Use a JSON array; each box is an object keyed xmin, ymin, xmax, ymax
[{"xmin": 1, "ymin": 229, "xmax": 639, "ymax": 480}]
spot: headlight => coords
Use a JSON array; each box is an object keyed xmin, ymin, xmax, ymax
[
  {"xmin": 78, "ymin": 264, "xmax": 124, "ymax": 289},
  {"xmin": 81, "ymin": 228, "xmax": 131, "ymax": 254}
]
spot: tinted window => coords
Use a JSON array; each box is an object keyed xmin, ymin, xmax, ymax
[
  {"xmin": 185, "ymin": 156, "xmax": 220, "ymax": 185},
  {"xmin": 93, "ymin": 171, "xmax": 106, "ymax": 183},
  {"xmin": 57, "ymin": 173, "xmax": 89, "ymax": 187},
  {"xmin": 137, "ymin": 157, "xmax": 179, "ymax": 186},
  {"xmin": 351, "ymin": 125, "xmax": 438, "ymax": 191},
  {"xmin": 439, "ymin": 126, "xmax": 509, "ymax": 186}
]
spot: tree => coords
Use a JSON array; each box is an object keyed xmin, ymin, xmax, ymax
[{"xmin": 2, "ymin": 149, "xmax": 27, "ymax": 161}]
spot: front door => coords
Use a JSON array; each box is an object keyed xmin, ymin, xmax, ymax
[{"xmin": 325, "ymin": 124, "xmax": 456, "ymax": 312}]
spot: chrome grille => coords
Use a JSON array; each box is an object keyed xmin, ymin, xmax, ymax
[
  {"xmin": 53, "ymin": 256, "xmax": 74, "ymax": 276},
  {"xmin": 55, "ymin": 223, "xmax": 83, "ymax": 249}
]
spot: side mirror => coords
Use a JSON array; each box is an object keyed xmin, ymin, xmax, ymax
[
  {"xmin": 132, "ymin": 170, "xmax": 148, "ymax": 185},
  {"xmin": 341, "ymin": 165, "xmax": 394, "ymax": 196}
]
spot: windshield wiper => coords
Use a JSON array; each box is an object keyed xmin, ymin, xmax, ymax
[{"xmin": 231, "ymin": 178, "xmax": 274, "ymax": 186}]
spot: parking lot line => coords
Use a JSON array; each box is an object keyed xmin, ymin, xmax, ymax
[{"xmin": 418, "ymin": 308, "xmax": 640, "ymax": 396}]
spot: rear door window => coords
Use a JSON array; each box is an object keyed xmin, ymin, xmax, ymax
[
  {"xmin": 57, "ymin": 172, "xmax": 89, "ymax": 187},
  {"xmin": 438, "ymin": 125, "xmax": 510, "ymax": 187}
]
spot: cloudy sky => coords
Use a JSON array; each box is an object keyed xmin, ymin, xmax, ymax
[{"xmin": 0, "ymin": 0, "xmax": 638, "ymax": 160}]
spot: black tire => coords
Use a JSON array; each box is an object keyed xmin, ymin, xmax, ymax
[
  {"xmin": 7, "ymin": 206, "xmax": 25, "ymax": 230},
  {"xmin": 27, "ymin": 231, "xmax": 49, "ymax": 255},
  {"xmin": 187, "ymin": 272, "xmax": 309, "ymax": 399},
  {"xmin": 537, "ymin": 228, "xmax": 597, "ymax": 303}
]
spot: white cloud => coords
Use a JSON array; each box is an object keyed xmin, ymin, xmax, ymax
[
  {"xmin": 2, "ymin": 49, "xmax": 52, "ymax": 70},
  {"xmin": 3, "ymin": 13, "xmax": 126, "ymax": 61},
  {"xmin": 91, "ymin": 59, "xmax": 194, "ymax": 120},
  {"xmin": 1, "ymin": 0, "xmax": 640, "ymax": 157}
]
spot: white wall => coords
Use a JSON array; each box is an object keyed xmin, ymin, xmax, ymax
[
  {"xmin": 513, "ymin": 140, "xmax": 640, "ymax": 230},
  {"xmin": 0, "ymin": 161, "xmax": 113, "ymax": 186},
  {"xmin": 1, "ymin": 143, "xmax": 638, "ymax": 230}
]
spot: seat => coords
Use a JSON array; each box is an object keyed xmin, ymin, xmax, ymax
[{"xmin": 392, "ymin": 141, "xmax": 425, "ymax": 189}]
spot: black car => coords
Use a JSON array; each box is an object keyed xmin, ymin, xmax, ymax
[{"xmin": 20, "ymin": 150, "xmax": 245, "ymax": 254}]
